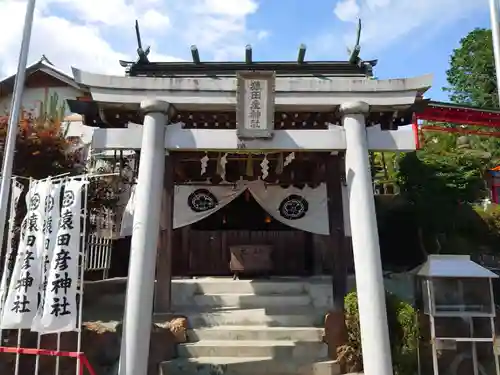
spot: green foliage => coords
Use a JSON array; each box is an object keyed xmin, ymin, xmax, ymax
[
  {"xmin": 371, "ymin": 152, "xmax": 401, "ymax": 193},
  {"xmin": 398, "ymin": 150, "xmax": 485, "ymax": 205},
  {"xmin": 377, "ymin": 26, "xmax": 500, "ymax": 266},
  {"xmin": 441, "ymin": 27, "xmax": 500, "ymax": 162},
  {"xmin": 392, "ymin": 121, "xmax": 496, "ymax": 256},
  {"xmin": 343, "ymin": 291, "xmax": 419, "ymax": 375},
  {"xmin": 397, "ymin": 148, "xmax": 485, "ymax": 235},
  {"xmin": 444, "ymin": 28, "xmax": 498, "ymax": 109}
]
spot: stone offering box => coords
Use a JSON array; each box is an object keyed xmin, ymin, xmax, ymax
[{"xmin": 229, "ymin": 245, "xmax": 273, "ymax": 279}]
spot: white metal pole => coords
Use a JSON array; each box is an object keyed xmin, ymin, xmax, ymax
[
  {"xmin": 489, "ymin": 0, "xmax": 500, "ymax": 106},
  {"xmin": 0, "ymin": 0, "xmax": 36, "ymax": 245}
]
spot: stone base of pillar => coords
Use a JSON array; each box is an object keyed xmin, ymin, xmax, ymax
[
  {"xmin": 117, "ymin": 316, "xmax": 188, "ymax": 375},
  {"xmin": 323, "ymin": 310, "xmax": 348, "ymax": 360}
]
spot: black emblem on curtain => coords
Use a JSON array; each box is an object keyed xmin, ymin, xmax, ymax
[
  {"xmin": 278, "ymin": 194, "xmax": 309, "ymax": 220},
  {"xmin": 188, "ymin": 189, "xmax": 219, "ymax": 212}
]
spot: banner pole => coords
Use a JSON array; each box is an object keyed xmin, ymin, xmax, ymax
[
  {"xmin": 0, "ymin": 0, "xmax": 37, "ymax": 248},
  {"xmin": 489, "ymin": 0, "xmax": 500, "ymax": 106}
]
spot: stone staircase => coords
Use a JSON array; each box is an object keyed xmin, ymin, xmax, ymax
[{"xmin": 160, "ymin": 278, "xmax": 340, "ymax": 375}]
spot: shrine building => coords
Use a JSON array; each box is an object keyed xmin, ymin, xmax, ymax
[{"xmin": 67, "ymin": 45, "xmax": 432, "ymax": 375}]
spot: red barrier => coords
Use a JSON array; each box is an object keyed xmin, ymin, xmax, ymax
[
  {"xmin": 0, "ymin": 346, "xmax": 96, "ymax": 375},
  {"xmin": 412, "ymin": 115, "xmax": 421, "ymax": 150}
]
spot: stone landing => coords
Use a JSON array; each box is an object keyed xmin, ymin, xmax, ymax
[{"xmin": 160, "ymin": 278, "xmax": 340, "ymax": 375}]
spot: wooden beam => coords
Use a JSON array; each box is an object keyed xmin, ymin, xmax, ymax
[
  {"xmin": 324, "ymin": 153, "xmax": 348, "ymax": 360},
  {"xmin": 325, "ymin": 154, "xmax": 347, "ymax": 310},
  {"xmin": 297, "ymin": 44, "xmax": 307, "ymax": 64},
  {"xmin": 245, "ymin": 45, "xmax": 252, "ymax": 64},
  {"xmin": 191, "ymin": 45, "xmax": 201, "ymax": 64},
  {"xmin": 154, "ymin": 156, "xmax": 174, "ymax": 313}
]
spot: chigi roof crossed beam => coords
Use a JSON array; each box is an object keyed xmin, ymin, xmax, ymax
[{"xmin": 118, "ymin": 20, "xmax": 377, "ymax": 77}]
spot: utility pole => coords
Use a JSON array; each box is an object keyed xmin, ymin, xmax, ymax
[
  {"xmin": 489, "ymin": 0, "xmax": 500, "ymax": 106},
  {"xmin": 0, "ymin": 0, "xmax": 36, "ymax": 246}
]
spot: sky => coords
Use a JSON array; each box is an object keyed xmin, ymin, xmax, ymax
[{"xmin": 0, "ymin": 0, "xmax": 492, "ymax": 101}]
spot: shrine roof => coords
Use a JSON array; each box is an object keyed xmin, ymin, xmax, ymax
[
  {"xmin": 412, "ymin": 255, "xmax": 498, "ymax": 279},
  {"xmin": 122, "ymin": 60, "xmax": 377, "ymax": 77},
  {"xmin": 426, "ymin": 100, "xmax": 500, "ymax": 113},
  {"xmin": 117, "ymin": 20, "xmax": 373, "ymax": 76},
  {"xmin": 0, "ymin": 55, "xmax": 80, "ymax": 97}
]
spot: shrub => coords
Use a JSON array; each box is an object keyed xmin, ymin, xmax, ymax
[{"xmin": 339, "ymin": 291, "xmax": 419, "ymax": 375}]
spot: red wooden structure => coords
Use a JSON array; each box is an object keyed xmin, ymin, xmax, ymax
[
  {"xmin": 414, "ymin": 101, "xmax": 500, "ymax": 147},
  {"xmin": 414, "ymin": 100, "xmax": 500, "ymax": 203}
]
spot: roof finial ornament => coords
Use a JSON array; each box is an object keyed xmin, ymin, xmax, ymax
[
  {"xmin": 135, "ymin": 20, "xmax": 150, "ymax": 65},
  {"xmin": 346, "ymin": 19, "xmax": 377, "ymax": 76},
  {"xmin": 119, "ymin": 20, "xmax": 151, "ymax": 71},
  {"xmin": 347, "ymin": 19, "xmax": 362, "ymax": 65},
  {"xmin": 40, "ymin": 55, "xmax": 54, "ymax": 66}
]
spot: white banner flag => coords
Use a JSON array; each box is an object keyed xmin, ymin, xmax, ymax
[
  {"xmin": 36, "ymin": 179, "xmax": 85, "ymax": 334},
  {"xmin": 0, "ymin": 179, "xmax": 51, "ymax": 329},
  {"xmin": 31, "ymin": 181, "xmax": 62, "ymax": 331},
  {"xmin": 0, "ymin": 179, "xmax": 25, "ymax": 316}
]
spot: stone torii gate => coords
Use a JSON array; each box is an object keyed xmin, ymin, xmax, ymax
[{"xmin": 72, "ymin": 67, "xmax": 433, "ymax": 375}]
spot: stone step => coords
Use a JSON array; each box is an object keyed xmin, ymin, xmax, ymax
[
  {"xmin": 177, "ymin": 279, "xmax": 308, "ymax": 296},
  {"xmin": 188, "ymin": 326, "xmax": 324, "ymax": 342},
  {"xmin": 192, "ymin": 293, "xmax": 311, "ymax": 308},
  {"xmin": 160, "ymin": 357, "xmax": 341, "ymax": 375},
  {"xmin": 178, "ymin": 340, "xmax": 328, "ymax": 359},
  {"xmin": 180, "ymin": 308, "xmax": 324, "ymax": 328}
]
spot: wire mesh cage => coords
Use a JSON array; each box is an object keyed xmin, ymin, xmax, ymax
[{"xmin": 413, "ymin": 255, "xmax": 500, "ymax": 375}]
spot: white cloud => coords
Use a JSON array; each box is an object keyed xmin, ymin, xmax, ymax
[
  {"xmin": 330, "ymin": 0, "xmax": 485, "ymax": 54},
  {"xmin": 0, "ymin": 0, "xmax": 267, "ymax": 78},
  {"xmin": 202, "ymin": 0, "xmax": 258, "ymax": 16},
  {"xmin": 334, "ymin": 0, "xmax": 360, "ymax": 22},
  {"xmin": 365, "ymin": 0, "xmax": 390, "ymax": 9},
  {"xmin": 257, "ymin": 30, "xmax": 270, "ymax": 40},
  {"xmin": 174, "ymin": 0, "xmax": 264, "ymax": 60},
  {"xmin": 140, "ymin": 9, "xmax": 171, "ymax": 32}
]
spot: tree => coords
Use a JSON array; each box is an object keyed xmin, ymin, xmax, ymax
[
  {"xmin": 444, "ymin": 28, "xmax": 498, "ymax": 109},
  {"xmin": 0, "ymin": 108, "xmax": 131, "ymax": 231},
  {"xmin": 382, "ymin": 27, "xmax": 500, "ymax": 265},
  {"xmin": 395, "ymin": 130, "xmax": 489, "ymax": 256},
  {"xmin": 0, "ymin": 111, "xmax": 79, "ymax": 180}
]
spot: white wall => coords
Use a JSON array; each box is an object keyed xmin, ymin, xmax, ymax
[{"xmin": 0, "ymin": 86, "xmax": 84, "ymax": 117}]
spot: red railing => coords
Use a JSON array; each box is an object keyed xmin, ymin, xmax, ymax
[
  {"xmin": 413, "ymin": 102, "xmax": 500, "ymax": 148},
  {"xmin": 0, "ymin": 346, "xmax": 96, "ymax": 375}
]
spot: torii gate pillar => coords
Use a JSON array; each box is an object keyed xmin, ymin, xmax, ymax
[
  {"xmin": 118, "ymin": 99, "xmax": 171, "ymax": 375},
  {"xmin": 341, "ymin": 101, "xmax": 394, "ymax": 375}
]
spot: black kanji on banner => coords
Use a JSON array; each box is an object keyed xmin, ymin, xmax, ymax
[
  {"xmin": 50, "ymin": 296, "xmax": 71, "ymax": 317},
  {"xmin": 43, "ymin": 216, "xmax": 54, "ymax": 235},
  {"xmin": 15, "ymin": 271, "xmax": 34, "ymax": 293},
  {"xmin": 54, "ymin": 248, "xmax": 71, "ymax": 271},
  {"xmin": 60, "ymin": 209, "xmax": 74, "ymax": 230},
  {"xmin": 27, "ymin": 213, "xmax": 39, "ymax": 232},
  {"xmin": 11, "ymin": 294, "xmax": 31, "ymax": 313},
  {"xmin": 51, "ymin": 272, "xmax": 72, "ymax": 295},
  {"xmin": 21, "ymin": 250, "xmax": 34, "ymax": 270}
]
